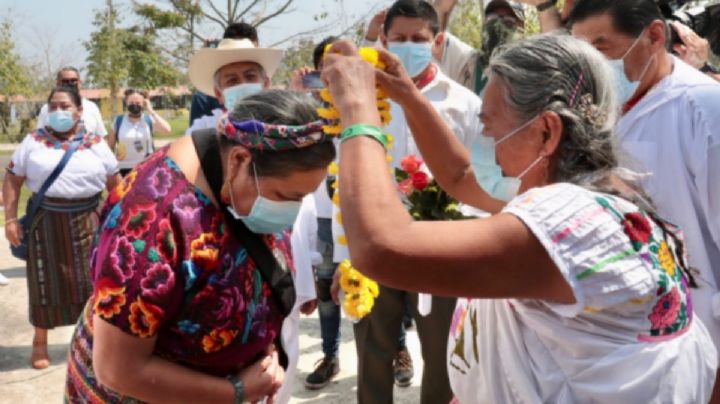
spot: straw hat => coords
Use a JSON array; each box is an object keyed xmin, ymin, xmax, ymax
[{"xmin": 188, "ymin": 38, "xmax": 284, "ymax": 96}]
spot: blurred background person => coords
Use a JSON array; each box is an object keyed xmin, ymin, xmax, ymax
[
  {"xmin": 107, "ymin": 88, "xmax": 171, "ymax": 176},
  {"xmin": 36, "ymin": 67, "xmax": 107, "ymax": 137}
]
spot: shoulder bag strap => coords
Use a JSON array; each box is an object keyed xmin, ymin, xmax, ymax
[
  {"xmin": 24, "ymin": 129, "xmax": 85, "ymax": 228},
  {"xmin": 191, "ymin": 129, "xmax": 296, "ymax": 318}
]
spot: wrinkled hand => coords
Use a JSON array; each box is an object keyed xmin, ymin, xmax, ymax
[
  {"xmin": 300, "ymin": 299, "xmax": 317, "ymax": 315},
  {"xmin": 374, "ymin": 47, "xmax": 418, "ymax": 105},
  {"xmin": 5, "ymin": 221, "xmax": 22, "ymax": 247},
  {"xmin": 671, "ymin": 21, "xmax": 709, "ymax": 69},
  {"xmin": 321, "ymin": 40, "xmax": 381, "ymax": 126},
  {"xmin": 365, "ymin": 8, "xmax": 388, "ymax": 42},
  {"xmin": 238, "ymin": 344, "xmax": 284, "ymax": 403},
  {"xmin": 289, "ymin": 66, "xmax": 314, "ymax": 91}
]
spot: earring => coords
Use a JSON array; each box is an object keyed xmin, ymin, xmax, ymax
[{"xmin": 220, "ymin": 181, "xmax": 231, "ymax": 204}]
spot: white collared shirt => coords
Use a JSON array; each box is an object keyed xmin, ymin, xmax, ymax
[
  {"xmin": 36, "ymin": 97, "xmax": 108, "ymax": 136},
  {"xmin": 616, "ymin": 56, "xmax": 720, "ymax": 357}
]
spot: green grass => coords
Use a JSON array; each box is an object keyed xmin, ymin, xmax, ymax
[{"xmin": 154, "ymin": 109, "xmax": 190, "ymax": 139}]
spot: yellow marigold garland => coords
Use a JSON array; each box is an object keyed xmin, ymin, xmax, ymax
[{"xmin": 320, "ymin": 47, "xmax": 391, "ymax": 320}]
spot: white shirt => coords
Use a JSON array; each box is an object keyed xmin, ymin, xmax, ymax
[
  {"xmin": 114, "ymin": 114, "xmax": 155, "ymax": 170},
  {"xmin": 36, "ymin": 98, "xmax": 108, "ymax": 137},
  {"xmin": 277, "ymin": 195, "xmax": 320, "ymax": 404},
  {"xmin": 438, "ymin": 32, "xmax": 477, "ymax": 90},
  {"xmin": 616, "ymin": 57, "xmax": 720, "ymax": 358},
  {"xmin": 332, "ymin": 67, "xmax": 482, "ymax": 263},
  {"xmin": 185, "ymin": 108, "xmax": 224, "ymax": 135},
  {"xmin": 10, "ymin": 131, "xmax": 118, "ymax": 198},
  {"xmin": 448, "ymin": 183, "xmax": 717, "ymax": 403}
]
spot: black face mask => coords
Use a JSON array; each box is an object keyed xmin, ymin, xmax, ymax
[{"xmin": 127, "ymin": 104, "xmax": 143, "ymax": 116}]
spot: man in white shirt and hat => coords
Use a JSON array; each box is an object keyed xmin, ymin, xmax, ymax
[
  {"xmin": 570, "ymin": 1, "xmax": 720, "ymax": 400},
  {"xmin": 36, "ymin": 67, "xmax": 107, "ymax": 136},
  {"xmin": 185, "ymin": 38, "xmax": 283, "ymax": 135}
]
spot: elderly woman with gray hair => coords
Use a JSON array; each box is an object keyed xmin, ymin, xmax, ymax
[{"xmin": 321, "ymin": 34, "xmax": 717, "ymax": 403}]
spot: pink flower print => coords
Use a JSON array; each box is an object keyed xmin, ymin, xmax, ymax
[
  {"xmin": 144, "ymin": 166, "xmax": 173, "ymax": 199},
  {"xmin": 141, "ymin": 263, "xmax": 176, "ymax": 305},
  {"xmin": 172, "ymin": 193, "xmax": 201, "ymax": 230},
  {"xmin": 649, "ymin": 287, "xmax": 681, "ymax": 331},
  {"xmin": 108, "ymin": 236, "xmax": 136, "ymax": 283}
]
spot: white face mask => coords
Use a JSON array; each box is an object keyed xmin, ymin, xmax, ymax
[
  {"xmin": 608, "ymin": 29, "xmax": 654, "ymax": 104},
  {"xmin": 227, "ymin": 164, "xmax": 301, "ymax": 234},
  {"xmin": 222, "ymin": 83, "xmax": 263, "ymax": 112},
  {"xmin": 471, "ymin": 116, "xmax": 544, "ymax": 202}
]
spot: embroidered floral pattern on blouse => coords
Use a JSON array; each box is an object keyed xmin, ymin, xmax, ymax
[
  {"xmin": 595, "ymin": 195, "xmax": 692, "ymax": 341},
  {"xmin": 30, "ymin": 129, "xmax": 102, "ymax": 151}
]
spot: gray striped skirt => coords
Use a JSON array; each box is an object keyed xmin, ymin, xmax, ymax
[{"xmin": 26, "ymin": 195, "xmax": 100, "ymax": 329}]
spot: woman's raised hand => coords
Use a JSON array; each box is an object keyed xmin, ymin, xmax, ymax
[
  {"xmin": 321, "ymin": 40, "xmax": 381, "ymax": 127},
  {"xmin": 374, "ymin": 47, "xmax": 418, "ymax": 105}
]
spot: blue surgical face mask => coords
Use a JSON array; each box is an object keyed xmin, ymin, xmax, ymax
[
  {"xmin": 388, "ymin": 41, "xmax": 433, "ymax": 78},
  {"xmin": 227, "ymin": 164, "xmax": 301, "ymax": 234},
  {"xmin": 223, "ymin": 83, "xmax": 263, "ymax": 112},
  {"xmin": 608, "ymin": 29, "xmax": 653, "ymax": 104},
  {"xmin": 48, "ymin": 110, "xmax": 76, "ymax": 133},
  {"xmin": 471, "ymin": 117, "xmax": 545, "ymax": 202}
]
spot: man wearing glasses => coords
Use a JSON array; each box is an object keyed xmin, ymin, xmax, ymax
[{"xmin": 35, "ymin": 67, "xmax": 107, "ymax": 136}]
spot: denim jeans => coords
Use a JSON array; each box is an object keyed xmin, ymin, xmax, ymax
[{"xmin": 316, "ymin": 218, "xmax": 341, "ymax": 358}]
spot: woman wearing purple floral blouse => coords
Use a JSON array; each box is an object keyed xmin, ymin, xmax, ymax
[{"xmin": 65, "ymin": 90, "xmax": 335, "ymax": 403}]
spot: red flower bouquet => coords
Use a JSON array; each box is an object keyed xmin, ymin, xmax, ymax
[{"xmin": 395, "ymin": 155, "xmax": 466, "ymax": 221}]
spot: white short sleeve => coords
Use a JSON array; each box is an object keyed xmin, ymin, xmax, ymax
[
  {"xmin": 8, "ymin": 134, "xmax": 35, "ymax": 177},
  {"xmin": 503, "ymin": 183, "xmax": 656, "ymax": 317},
  {"xmin": 93, "ymin": 139, "xmax": 119, "ymax": 175}
]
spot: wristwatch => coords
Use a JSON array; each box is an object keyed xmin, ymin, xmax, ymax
[
  {"xmin": 226, "ymin": 374, "xmax": 245, "ymax": 404},
  {"xmin": 700, "ymin": 62, "xmax": 719, "ymax": 74},
  {"xmin": 536, "ymin": 0, "xmax": 558, "ymax": 12}
]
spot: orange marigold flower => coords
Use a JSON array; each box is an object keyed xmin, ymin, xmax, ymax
[
  {"xmin": 94, "ymin": 281, "xmax": 127, "ymax": 320},
  {"xmin": 190, "ymin": 232, "xmax": 221, "ymax": 271},
  {"xmin": 128, "ymin": 298, "xmax": 163, "ymax": 338},
  {"xmin": 201, "ymin": 329, "xmax": 239, "ymax": 353},
  {"xmin": 109, "ymin": 171, "xmax": 137, "ymax": 204}
]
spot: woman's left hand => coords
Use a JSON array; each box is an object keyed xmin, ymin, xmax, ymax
[
  {"xmin": 299, "ymin": 299, "xmax": 318, "ymax": 315},
  {"xmin": 322, "ymin": 40, "xmax": 381, "ymax": 127}
]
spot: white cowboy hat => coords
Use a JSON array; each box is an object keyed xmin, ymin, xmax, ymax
[{"xmin": 188, "ymin": 38, "xmax": 284, "ymax": 96}]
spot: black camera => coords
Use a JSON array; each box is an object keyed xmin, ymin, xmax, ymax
[{"xmin": 656, "ymin": 0, "xmax": 720, "ymax": 55}]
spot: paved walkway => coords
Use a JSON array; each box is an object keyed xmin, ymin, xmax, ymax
[{"xmin": 0, "ymin": 236, "xmax": 424, "ymax": 403}]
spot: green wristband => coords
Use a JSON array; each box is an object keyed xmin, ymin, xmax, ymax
[
  {"xmin": 340, "ymin": 124, "xmax": 388, "ymax": 149},
  {"xmin": 226, "ymin": 374, "xmax": 245, "ymax": 404}
]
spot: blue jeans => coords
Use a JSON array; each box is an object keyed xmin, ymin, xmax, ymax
[{"xmin": 316, "ymin": 218, "xmax": 341, "ymax": 358}]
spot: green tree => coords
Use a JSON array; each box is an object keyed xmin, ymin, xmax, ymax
[
  {"xmin": 448, "ymin": 0, "xmax": 483, "ymax": 50},
  {"xmin": 85, "ymin": 0, "xmax": 128, "ymax": 116},
  {"xmin": 0, "ymin": 16, "xmax": 33, "ymax": 140},
  {"xmin": 86, "ymin": 0, "xmax": 184, "ymax": 115}
]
